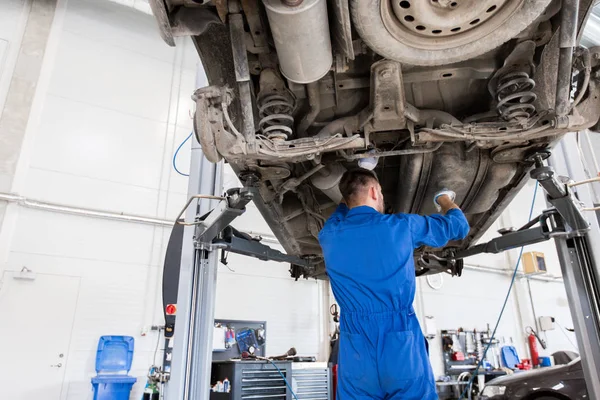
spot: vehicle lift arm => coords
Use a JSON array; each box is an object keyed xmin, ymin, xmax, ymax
[{"xmin": 175, "ymin": 179, "xmax": 316, "ymax": 271}]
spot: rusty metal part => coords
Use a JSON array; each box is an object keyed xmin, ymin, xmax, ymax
[
  {"xmin": 331, "ymin": 0, "xmax": 355, "ymax": 59},
  {"xmin": 215, "ymin": 0, "xmax": 228, "ymax": 22},
  {"xmin": 192, "ymin": 86, "xmax": 228, "ymax": 163},
  {"xmin": 367, "ymin": 60, "xmax": 406, "ymax": 133},
  {"xmin": 278, "ymin": 164, "xmax": 326, "ymax": 197},
  {"xmin": 342, "ymin": 142, "xmax": 443, "ymax": 160},
  {"xmin": 240, "ymin": 0, "xmax": 269, "ymax": 48},
  {"xmin": 496, "ymin": 72, "xmax": 537, "ymax": 120},
  {"xmin": 315, "ymin": 115, "xmax": 361, "ymax": 138},
  {"xmin": 487, "ymin": 40, "xmax": 536, "ymax": 96},
  {"xmin": 404, "ymin": 105, "xmax": 461, "ymax": 127},
  {"xmin": 533, "ymin": 31, "xmax": 560, "ymax": 111},
  {"xmin": 149, "ymin": 1, "xmax": 223, "ymax": 45},
  {"xmin": 253, "ymin": 165, "xmax": 292, "ymax": 180},
  {"xmin": 256, "ymin": 135, "xmax": 365, "ymax": 159},
  {"xmin": 556, "ymin": 0, "xmax": 580, "ymax": 116},
  {"xmin": 149, "ymin": 0, "xmax": 175, "ymax": 46},
  {"xmin": 229, "ymin": 13, "xmax": 250, "ymax": 82},
  {"xmin": 571, "ymin": 47, "xmax": 591, "ymax": 110},
  {"xmin": 229, "ymin": 13, "xmax": 257, "ymax": 152},
  {"xmin": 258, "ymin": 93, "xmax": 295, "ymax": 140},
  {"xmin": 287, "ymin": 58, "xmax": 499, "ymax": 101},
  {"xmin": 170, "ymin": 7, "xmax": 223, "ymax": 37},
  {"xmin": 257, "ymin": 69, "xmax": 296, "ymax": 141},
  {"xmin": 296, "ymin": 82, "xmax": 321, "ymax": 137}
]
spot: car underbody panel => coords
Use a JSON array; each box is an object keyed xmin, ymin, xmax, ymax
[{"xmin": 151, "ymin": 0, "xmax": 600, "ymax": 279}]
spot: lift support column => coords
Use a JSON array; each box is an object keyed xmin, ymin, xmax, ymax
[
  {"xmin": 549, "ymin": 136, "xmax": 600, "ymax": 398},
  {"xmin": 447, "ymin": 148, "xmax": 600, "ymax": 398},
  {"xmin": 164, "ymin": 120, "xmax": 224, "ymax": 400}
]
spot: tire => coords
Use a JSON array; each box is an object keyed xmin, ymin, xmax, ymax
[{"xmin": 350, "ymin": 0, "xmax": 553, "ymax": 66}]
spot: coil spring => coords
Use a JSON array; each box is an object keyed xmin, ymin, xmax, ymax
[
  {"xmin": 258, "ymin": 93, "xmax": 295, "ymax": 141},
  {"xmin": 496, "ymin": 71, "xmax": 537, "ymax": 120}
]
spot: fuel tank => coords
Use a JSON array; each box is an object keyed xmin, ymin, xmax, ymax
[{"xmin": 388, "ymin": 143, "xmax": 518, "ymax": 218}]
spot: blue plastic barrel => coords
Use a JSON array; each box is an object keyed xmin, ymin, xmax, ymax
[
  {"xmin": 92, "ymin": 375, "xmax": 137, "ymax": 400},
  {"xmin": 91, "ymin": 336, "xmax": 137, "ymax": 399}
]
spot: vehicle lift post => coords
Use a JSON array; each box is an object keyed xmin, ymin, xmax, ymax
[{"xmin": 163, "ymin": 134, "xmax": 312, "ymax": 398}]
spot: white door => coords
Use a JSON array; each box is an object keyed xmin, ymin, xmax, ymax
[{"xmin": 0, "ymin": 271, "xmax": 80, "ymax": 400}]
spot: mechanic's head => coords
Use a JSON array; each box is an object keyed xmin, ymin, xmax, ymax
[{"xmin": 339, "ymin": 168, "xmax": 384, "ymax": 213}]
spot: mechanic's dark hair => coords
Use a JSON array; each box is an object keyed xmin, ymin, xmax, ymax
[{"xmin": 339, "ymin": 168, "xmax": 379, "ymax": 207}]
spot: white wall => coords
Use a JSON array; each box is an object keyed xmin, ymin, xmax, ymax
[
  {"xmin": 0, "ymin": 1, "xmax": 324, "ymax": 399},
  {"xmin": 219, "ymin": 168, "xmax": 328, "ymax": 358}
]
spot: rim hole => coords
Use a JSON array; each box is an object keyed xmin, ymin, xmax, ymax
[
  {"xmin": 498, "ymin": 127, "xmax": 507, "ymax": 131},
  {"xmin": 404, "ymin": 15, "xmax": 415, "ymax": 22},
  {"xmin": 416, "ymin": 25, "xmax": 426, "ymax": 31},
  {"xmin": 450, "ymin": 2, "xmax": 458, "ymax": 6},
  {"xmin": 338, "ymin": 84, "xmax": 344, "ymax": 88},
  {"xmin": 432, "ymin": 30, "xmax": 442, "ymax": 34},
  {"xmin": 470, "ymin": 19, "xmax": 480, "ymax": 25},
  {"xmin": 442, "ymin": 73, "xmax": 453, "ymax": 77},
  {"xmin": 451, "ymin": 27, "xmax": 461, "ymax": 32},
  {"xmin": 383, "ymin": 106, "xmax": 391, "ymax": 110},
  {"xmin": 487, "ymin": 5, "xmax": 497, "ymax": 12},
  {"xmin": 399, "ymin": 1, "xmax": 410, "ymax": 8}
]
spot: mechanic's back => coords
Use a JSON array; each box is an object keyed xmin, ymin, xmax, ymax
[{"xmin": 319, "ymin": 169, "xmax": 469, "ymax": 400}]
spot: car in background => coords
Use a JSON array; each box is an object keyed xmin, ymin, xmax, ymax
[{"xmin": 480, "ymin": 357, "xmax": 587, "ymax": 400}]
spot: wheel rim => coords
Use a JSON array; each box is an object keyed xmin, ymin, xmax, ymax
[{"xmin": 382, "ymin": 0, "xmax": 526, "ymax": 50}]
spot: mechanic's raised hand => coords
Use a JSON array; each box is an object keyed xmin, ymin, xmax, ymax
[{"xmin": 434, "ymin": 189, "xmax": 457, "ymax": 213}]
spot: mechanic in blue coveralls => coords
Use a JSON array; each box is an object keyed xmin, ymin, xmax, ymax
[{"xmin": 319, "ymin": 169, "xmax": 470, "ymax": 400}]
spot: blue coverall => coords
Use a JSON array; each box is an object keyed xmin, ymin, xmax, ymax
[{"xmin": 319, "ymin": 204, "xmax": 470, "ymax": 399}]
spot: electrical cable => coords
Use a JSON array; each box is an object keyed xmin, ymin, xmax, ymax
[
  {"xmin": 172, "ymin": 131, "xmax": 193, "ymax": 177},
  {"xmin": 555, "ymin": 320, "xmax": 578, "ymax": 350},
  {"xmin": 266, "ymin": 359, "xmax": 299, "ymax": 400},
  {"xmin": 459, "ymin": 182, "xmax": 539, "ymax": 400}
]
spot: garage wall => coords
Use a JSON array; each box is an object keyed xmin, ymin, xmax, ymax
[
  {"xmin": 0, "ymin": 1, "xmax": 324, "ymax": 399},
  {"xmin": 219, "ymin": 168, "xmax": 328, "ymax": 358}
]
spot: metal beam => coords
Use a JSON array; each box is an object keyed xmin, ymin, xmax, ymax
[
  {"xmin": 549, "ymin": 136, "xmax": 600, "ymax": 399},
  {"xmin": 554, "ymin": 236, "xmax": 600, "ymax": 396}
]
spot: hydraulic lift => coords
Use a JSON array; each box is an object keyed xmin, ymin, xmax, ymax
[{"xmin": 161, "ymin": 136, "xmax": 600, "ymax": 399}]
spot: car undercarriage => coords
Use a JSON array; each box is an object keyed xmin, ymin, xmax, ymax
[{"xmin": 150, "ymin": 0, "xmax": 600, "ymax": 279}]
